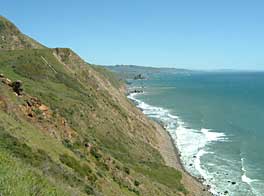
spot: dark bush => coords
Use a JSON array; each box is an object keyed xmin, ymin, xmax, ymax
[
  {"xmin": 123, "ymin": 166, "xmax": 130, "ymax": 175},
  {"xmin": 62, "ymin": 139, "xmax": 73, "ymax": 149},
  {"xmin": 134, "ymin": 180, "xmax": 140, "ymax": 186},
  {"xmin": 84, "ymin": 185, "xmax": 95, "ymax": 195},
  {"xmin": 90, "ymin": 147, "xmax": 102, "ymax": 160}
]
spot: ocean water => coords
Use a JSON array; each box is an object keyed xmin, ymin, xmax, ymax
[{"xmin": 128, "ymin": 71, "xmax": 264, "ymax": 196}]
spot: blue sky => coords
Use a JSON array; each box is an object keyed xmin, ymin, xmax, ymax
[{"xmin": 1, "ymin": 0, "xmax": 264, "ymax": 70}]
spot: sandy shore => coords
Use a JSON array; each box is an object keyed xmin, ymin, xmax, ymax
[{"xmin": 152, "ymin": 121, "xmax": 212, "ymax": 196}]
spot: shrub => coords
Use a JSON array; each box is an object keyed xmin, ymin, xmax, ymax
[
  {"xmin": 84, "ymin": 185, "xmax": 94, "ymax": 195},
  {"xmin": 90, "ymin": 147, "xmax": 102, "ymax": 160},
  {"xmin": 62, "ymin": 139, "xmax": 73, "ymax": 149},
  {"xmin": 134, "ymin": 180, "xmax": 140, "ymax": 186},
  {"xmin": 128, "ymin": 187, "xmax": 140, "ymax": 195},
  {"xmin": 123, "ymin": 166, "xmax": 130, "ymax": 175}
]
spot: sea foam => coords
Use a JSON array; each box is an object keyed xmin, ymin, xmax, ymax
[
  {"xmin": 240, "ymin": 157, "xmax": 260, "ymax": 195},
  {"xmin": 128, "ymin": 92, "xmax": 228, "ymax": 195},
  {"xmin": 241, "ymin": 158, "xmax": 254, "ymax": 184}
]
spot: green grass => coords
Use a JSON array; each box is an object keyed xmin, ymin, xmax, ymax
[
  {"xmin": 0, "ymin": 129, "xmax": 52, "ymax": 167},
  {"xmin": 0, "ymin": 47, "xmax": 187, "ymax": 196},
  {"xmin": 0, "ymin": 148, "xmax": 69, "ymax": 196},
  {"xmin": 133, "ymin": 162, "xmax": 188, "ymax": 194},
  {"xmin": 0, "ymin": 49, "xmax": 163, "ymax": 166},
  {"xmin": 60, "ymin": 153, "xmax": 92, "ymax": 177},
  {"xmin": 0, "ymin": 125, "xmax": 82, "ymax": 191}
]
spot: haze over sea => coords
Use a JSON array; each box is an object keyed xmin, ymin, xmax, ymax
[{"xmin": 129, "ymin": 71, "xmax": 264, "ymax": 195}]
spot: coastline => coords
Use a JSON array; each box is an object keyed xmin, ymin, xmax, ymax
[
  {"xmin": 152, "ymin": 120, "xmax": 212, "ymax": 196},
  {"xmin": 127, "ymin": 91, "xmax": 211, "ymax": 196}
]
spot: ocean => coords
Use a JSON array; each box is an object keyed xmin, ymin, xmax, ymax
[{"xmin": 128, "ymin": 71, "xmax": 264, "ymax": 196}]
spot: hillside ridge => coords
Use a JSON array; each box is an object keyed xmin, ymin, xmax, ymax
[
  {"xmin": 0, "ymin": 16, "xmax": 45, "ymax": 50},
  {"xmin": 0, "ymin": 16, "xmax": 208, "ymax": 196}
]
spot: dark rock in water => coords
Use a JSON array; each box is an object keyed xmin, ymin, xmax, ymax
[
  {"xmin": 227, "ymin": 180, "xmax": 231, "ymax": 183},
  {"xmin": 231, "ymin": 181, "xmax": 236, "ymax": 185},
  {"xmin": 130, "ymin": 89, "xmax": 143, "ymax": 94},
  {"xmin": 189, "ymin": 163, "xmax": 193, "ymax": 166},
  {"xmin": 12, "ymin": 80, "xmax": 23, "ymax": 95},
  {"xmin": 139, "ymin": 108, "xmax": 144, "ymax": 112},
  {"xmin": 193, "ymin": 155, "xmax": 197, "ymax": 158},
  {"xmin": 125, "ymin": 80, "xmax": 132, "ymax": 85},
  {"xmin": 198, "ymin": 177, "xmax": 205, "ymax": 182},
  {"xmin": 133, "ymin": 74, "xmax": 145, "ymax": 80},
  {"xmin": 224, "ymin": 190, "xmax": 229, "ymax": 194}
]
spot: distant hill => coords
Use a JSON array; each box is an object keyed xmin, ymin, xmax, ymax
[{"xmin": 105, "ymin": 64, "xmax": 192, "ymax": 80}]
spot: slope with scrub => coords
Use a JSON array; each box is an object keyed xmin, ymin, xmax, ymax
[{"xmin": 0, "ymin": 16, "xmax": 187, "ymax": 196}]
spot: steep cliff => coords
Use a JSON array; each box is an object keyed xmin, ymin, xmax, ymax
[{"xmin": 0, "ymin": 16, "xmax": 187, "ymax": 196}]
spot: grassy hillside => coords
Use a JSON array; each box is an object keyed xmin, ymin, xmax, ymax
[{"xmin": 0, "ymin": 16, "xmax": 187, "ymax": 196}]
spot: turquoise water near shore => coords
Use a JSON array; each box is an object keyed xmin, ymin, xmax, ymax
[{"xmin": 128, "ymin": 71, "xmax": 264, "ymax": 196}]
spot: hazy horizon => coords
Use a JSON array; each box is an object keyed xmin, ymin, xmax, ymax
[
  {"xmin": 105, "ymin": 64, "xmax": 264, "ymax": 72},
  {"xmin": 1, "ymin": 0, "xmax": 264, "ymax": 70}
]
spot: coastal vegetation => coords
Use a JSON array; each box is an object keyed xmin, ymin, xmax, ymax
[{"xmin": 0, "ymin": 16, "xmax": 188, "ymax": 195}]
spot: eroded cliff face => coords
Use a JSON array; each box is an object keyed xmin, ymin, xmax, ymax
[{"xmin": 0, "ymin": 16, "xmax": 187, "ymax": 196}]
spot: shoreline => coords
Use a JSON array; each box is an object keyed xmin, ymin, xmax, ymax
[
  {"xmin": 152, "ymin": 120, "xmax": 212, "ymax": 196},
  {"xmin": 127, "ymin": 91, "xmax": 211, "ymax": 196}
]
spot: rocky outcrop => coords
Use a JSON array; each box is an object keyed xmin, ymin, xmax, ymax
[
  {"xmin": 23, "ymin": 97, "xmax": 54, "ymax": 120},
  {"xmin": 38, "ymin": 104, "xmax": 49, "ymax": 112},
  {"xmin": 1, "ymin": 78, "xmax": 12, "ymax": 86},
  {"xmin": 0, "ymin": 74, "xmax": 23, "ymax": 96},
  {"xmin": 19, "ymin": 95, "xmax": 77, "ymax": 141},
  {"xmin": 133, "ymin": 74, "xmax": 145, "ymax": 80},
  {"xmin": 12, "ymin": 80, "xmax": 23, "ymax": 95}
]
